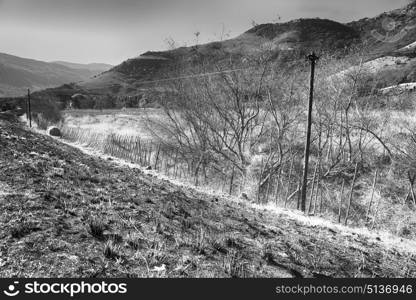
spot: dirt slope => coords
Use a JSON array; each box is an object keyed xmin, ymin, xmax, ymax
[{"xmin": 0, "ymin": 114, "xmax": 415, "ymax": 278}]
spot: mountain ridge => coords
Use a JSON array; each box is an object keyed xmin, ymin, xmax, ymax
[
  {"xmin": 51, "ymin": 61, "xmax": 113, "ymax": 73},
  {"xmin": 70, "ymin": 2, "xmax": 416, "ymax": 99},
  {"xmin": 0, "ymin": 53, "xmax": 112, "ymax": 97},
  {"xmin": 6, "ymin": 1, "xmax": 416, "ymax": 102}
]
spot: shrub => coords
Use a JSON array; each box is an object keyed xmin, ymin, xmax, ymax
[{"xmin": 29, "ymin": 96, "xmax": 62, "ymax": 129}]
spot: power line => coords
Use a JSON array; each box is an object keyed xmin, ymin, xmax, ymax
[{"xmin": 132, "ymin": 67, "xmax": 255, "ymax": 85}]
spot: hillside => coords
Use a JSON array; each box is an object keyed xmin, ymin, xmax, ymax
[
  {"xmin": 52, "ymin": 61, "xmax": 113, "ymax": 74},
  {"xmin": 33, "ymin": 1, "xmax": 416, "ymax": 102},
  {"xmin": 73, "ymin": 18, "xmax": 361, "ymax": 96},
  {"xmin": 1, "ymin": 113, "xmax": 416, "ymax": 277},
  {"xmin": 348, "ymin": 1, "xmax": 416, "ymax": 56},
  {"xmin": 0, "ymin": 53, "xmax": 109, "ymax": 97}
]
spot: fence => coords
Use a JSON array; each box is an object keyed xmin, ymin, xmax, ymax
[
  {"xmin": 61, "ymin": 126, "xmax": 247, "ymax": 197},
  {"xmin": 60, "ymin": 126, "xmax": 380, "ymax": 227}
]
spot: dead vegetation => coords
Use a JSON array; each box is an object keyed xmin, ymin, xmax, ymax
[
  {"xmin": 1, "ymin": 114, "xmax": 416, "ymax": 277},
  {"xmin": 58, "ymin": 48, "xmax": 416, "ymax": 238}
]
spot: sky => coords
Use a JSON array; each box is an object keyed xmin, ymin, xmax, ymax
[{"xmin": 0, "ymin": 0, "xmax": 410, "ymax": 65}]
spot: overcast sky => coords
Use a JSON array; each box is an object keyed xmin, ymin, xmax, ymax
[{"xmin": 0, "ymin": 0, "xmax": 409, "ymax": 65}]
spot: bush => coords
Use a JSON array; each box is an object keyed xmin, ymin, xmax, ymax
[{"xmin": 30, "ymin": 96, "xmax": 62, "ymax": 129}]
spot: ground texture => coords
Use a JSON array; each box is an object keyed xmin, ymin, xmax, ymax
[{"xmin": 1, "ymin": 113, "xmax": 416, "ymax": 278}]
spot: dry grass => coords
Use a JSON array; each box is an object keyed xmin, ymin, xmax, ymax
[
  {"xmin": 59, "ymin": 122, "xmax": 234, "ymax": 200},
  {"xmin": 62, "ymin": 109, "xmax": 164, "ymax": 140},
  {"xmin": 2, "ymin": 115, "xmax": 416, "ymax": 277},
  {"xmin": 58, "ymin": 107, "xmax": 416, "ymax": 239}
]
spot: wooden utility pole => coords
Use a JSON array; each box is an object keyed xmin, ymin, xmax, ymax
[
  {"xmin": 27, "ymin": 89, "xmax": 32, "ymax": 128},
  {"xmin": 300, "ymin": 52, "xmax": 319, "ymax": 212},
  {"xmin": 26, "ymin": 90, "xmax": 29, "ymax": 121}
]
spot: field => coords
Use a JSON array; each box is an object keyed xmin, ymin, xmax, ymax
[
  {"xmin": 60, "ymin": 108, "xmax": 239, "ymax": 199},
  {"xmin": 57, "ymin": 103, "xmax": 416, "ymax": 242},
  {"xmin": 43, "ymin": 44, "xmax": 416, "ymax": 246},
  {"xmin": 62, "ymin": 109, "xmax": 165, "ymax": 140},
  {"xmin": 2, "ymin": 113, "xmax": 416, "ymax": 277}
]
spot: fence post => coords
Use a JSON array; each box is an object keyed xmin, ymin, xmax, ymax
[
  {"xmin": 27, "ymin": 89, "xmax": 32, "ymax": 128},
  {"xmin": 154, "ymin": 144, "xmax": 161, "ymax": 170},
  {"xmin": 344, "ymin": 162, "xmax": 359, "ymax": 226},
  {"xmin": 229, "ymin": 166, "xmax": 235, "ymax": 195}
]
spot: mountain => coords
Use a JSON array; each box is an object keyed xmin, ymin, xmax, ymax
[
  {"xmin": 0, "ymin": 53, "xmax": 110, "ymax": 97},
  {"xmin": 348, "ymin": 2, "xmax": 416, "ymax": 56},
  {"xmin": 52, "ymin": 61, "xmax": 113, "ymax": 73},
  {"xmin": 67, "ymin": 18, "xmax": 362, "ymax": 97},
  {"xmin": 34, "ymin": 1, "xmax": 416, "ymax": 102}
]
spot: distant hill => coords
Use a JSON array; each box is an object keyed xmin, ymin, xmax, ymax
[
  {"xmin": 70, "ymin": 18, "xmax": 362, "ymax": 96},
  {"xmin": 52, "ymin": 61, "xmax": 113, "ymax": 73},
  {"xmin": 0, "ymin": 53, "xmax": 110, "ymax": 97},
  {"xmin": 347, "ymin": 2, "xmax": 416, "ymax": 56},
  {"xmin": 33, "ymin": 1, "xmax": 416, "ymax": 102}
]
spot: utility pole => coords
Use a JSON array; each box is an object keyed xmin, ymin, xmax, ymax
[
  {"xmin": 300, "ymin": 52, "xmax": 319, "ymax": 212},
  {"xmin": 27, "ymin": 89, "xmax": 32, "ymax": 128}
]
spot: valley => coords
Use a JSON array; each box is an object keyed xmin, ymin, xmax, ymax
[{"xmin": 2, "ymin": 0, "xmax": 416, "ymax": 279}]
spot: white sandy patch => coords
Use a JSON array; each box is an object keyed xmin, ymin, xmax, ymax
[
  {"xmin": 332, "ymin": 56, "xmax": 414, "ymax": 82},
  {"xmin": 252, "ymin": 202, "xmax": 416, "ymax": 255},
  {"xmin": 19, "ymin": 115, "xmax": 44, "ymax": 134},
  {"xmin": 362, "ymin": 56, "xmax": 410, "ymax": 72},
  {"xmin": 380, "ymin": 82, "xmax": 416, "ymax": 94},
  {"xmin": 399, "ymin": 41, "xmax": 416, "ymax": 51}
]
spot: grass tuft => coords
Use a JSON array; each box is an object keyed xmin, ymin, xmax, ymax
[
  {"xmin": 89, "ymin": 219, "xmax": 106, "ymax": 240},
  {"xmin": 103, "ymin": 240, "xmax": 121, "ymax": 260},
  {"xmin": 223, "ymin": 250, "xmax": 248, "ymax": 278},
  {"xmin": 10, "ymin": 222, "xmax": 40, "ymax": 239}
]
